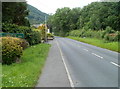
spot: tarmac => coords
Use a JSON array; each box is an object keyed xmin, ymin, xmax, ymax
[{"xmin": 35, "ymin": 39, "xmax": 70, "ymax": 87}]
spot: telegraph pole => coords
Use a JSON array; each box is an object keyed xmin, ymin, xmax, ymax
[{"xmin": 45, "ymin": 16, "xmax": 47, "ymax": 42}]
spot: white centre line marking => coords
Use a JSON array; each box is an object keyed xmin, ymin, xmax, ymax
[
  {"xmin": 83, "ymin": 49, "xmax": 88, "ymax": 51},
  {"xmin": 56, "ymin": 40, "xmax": 75, "ymax": 88},
  {"xmin": 110, "ymin": 62, "xmax": 120, "ymax": 67},
  {"xmin": 92, "ymin": 53, "xmax": 103, "ymax": 59}
]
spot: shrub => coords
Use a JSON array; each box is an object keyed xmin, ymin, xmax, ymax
[
  {"xmin": 2, "ymin": 23, "xmax": 41, "ymax": 45},
  {"xmin": 2, "ymin": 23, "xmax": 31, "ymax": 44},
  {"xmin": 68, "ymin": 27, "xmax": 118, "ymax": 42},
  {"xmin": 69, "ymin": 30, "xmax": 81, "ymax": 37},
  {"xmin": 19, "ymin": 39, "xmax": 29, "ymax": 50},
  {"xmin": 114, "ymin": 31, "xmax": 120, "ymax": 41},
  {"xmin": 2, "ymin": 23, "xmax": 31, "ymax": 34},
  {"xmin": 1, "ymin": 37, "xmax": 24, "ymax": 64},
  {"xmin": 104, "ymin": 26, "xmax": 115, "ymax": 34},
  {"xmin": 28, "ymin": 30, "xmax": 41, "ymax": 45}
]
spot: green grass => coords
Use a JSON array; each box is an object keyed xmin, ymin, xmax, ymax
[
  {"xmin": 67, "ymin": 36, "xmax": 119, "ymax": 53},
  {"xmin": 2, "ymin": 43, "xmax": 51, "ymax": 88},
  {"xmin": 0, "ymin": 63, "xmax": 2, "ymax": 88}
]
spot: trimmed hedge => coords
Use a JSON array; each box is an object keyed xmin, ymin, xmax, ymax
[
  {"xmin": 1, "ymin": 37, "xmax": 28, "ymax": 65},
  {"xmin": 2, "ymin": 23, "xmax": 41, "ymax": 45}
]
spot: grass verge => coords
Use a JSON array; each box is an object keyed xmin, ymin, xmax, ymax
[
  {"xmin": 2, "ymin": 43, "xmax": 51, "ymax": 88},
  {"xmin": 67, "ymin": 36, "xmax": 119, "ymax": 53}
]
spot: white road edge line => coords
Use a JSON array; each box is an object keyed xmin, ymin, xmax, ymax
[
  {"xmin": 56, "ymin": 40, "xmax": 75, "ymax": 88},
  {"xmin": 110, "ymin": 62, "xmax": 120, "ymax": 67},
  {"xmin": 92, "ymin": 53, "xmax": 103, "ymax": 59},
  {"xmin": 83, "ymin": 49, "xmax": 88, "ymax": 51}
]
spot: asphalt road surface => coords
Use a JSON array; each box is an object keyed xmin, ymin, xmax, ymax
[{"xmin": 56, "ymin": 37, "xmax": 119, "ymax": 87}]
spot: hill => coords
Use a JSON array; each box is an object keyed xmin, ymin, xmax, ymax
[{"xmin": 27, "ymin": 4, "xmax": 49, "ymax": 25}]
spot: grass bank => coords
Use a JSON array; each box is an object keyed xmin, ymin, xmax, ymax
[
  {"xmin": 2, "ymin": 43, "xmax": 51, "ymax": 88},
  {"xmin": 67, "ymin": 36, "xmax": 119, "ymax": 53}
]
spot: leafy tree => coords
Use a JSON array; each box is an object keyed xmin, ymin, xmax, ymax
[
  {"xmin": 47, "ymin": 2, "xmax": 119, "ymax": 36},
  {"xmin": 77, "ymin": 2, "xmax": 119, "ymax": 31},
  {"xmin": 2, "ymin": 2, "xmax": 30, "ymax": 26},
  {"xmin": 47, "ymin": 7, "xmax": 81, "ymax": 36}
]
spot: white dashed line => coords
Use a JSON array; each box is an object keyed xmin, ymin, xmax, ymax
[
  {"xmin": 110, "ymin": 62, "xmax": 120, "ymax": 67},
  {"xmin": 56, "ymin": 40, "xmax": 75, "ymax": 88},
  {"xmin": 92, "ymin": 53, "xmax": 103, "ymax": 59},
  {"xmin": 83, "ymin": 49, "xmax": 88, "ymax": 51}
]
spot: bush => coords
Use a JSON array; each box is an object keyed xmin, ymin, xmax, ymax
[
  {"xmin": 19, "ymin": 39, "xmax": 29, "ymax": 50},
  {"xmin": 1, "ymin": 37, "xmax": 24, "ymax": 64},
  {"xmin": 68, "ymin": 27, "xmax": 119, "ymax": 42},
  {"xmin": 2, "ymin": 23, "xmax": 31, "ymax": 41},
  {"xmin": 2, "ymin": 23, "xmax": 41, "ymax": 45},
  {"xmin": 28, "ymin": 30, "xmax": 41, "ymax": 45},
  {"xmin": 69, "ymin": 30, "xmax": 81, "ymax": 37},
  {"xmin": 114, "ymin": 31, "xmax": 120, "ymax": 41},
  {"xmin": 104, "ymin": 26, "xmax": 115, "ymax": 34}
]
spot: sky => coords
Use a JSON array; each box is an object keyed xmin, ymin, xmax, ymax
[{"xmin": 26, "ymin": 0, "xmax": 100, "ymax": 14}]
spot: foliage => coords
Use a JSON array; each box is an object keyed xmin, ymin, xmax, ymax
[
  {"xmin": 27, "ymin": 4, "xmax": 49, "ymax": 25},
  {"xmin": 38, "ymin": 24, "xmax": 47, "ymax": 41},
  {"xmin": 2, "ymin": 23, "xmax": 31, "ymax": 33},
  {"xmin": 2, "ymin": 2, "xmax": 30, "ymax": 26},
  {"xmin": 2, "ymin": 23, "xmax": 31, "ymax": 43},
  {"xmin": 28, "ymin": 30, "xmax": 41, "ymax": 45},
  {"xmin": 1, "ymin": 37, "xmax": 24, "ymax": 65},
  {"xmin": 69, "ymin": 30, "xmax": 81, "ymax": 37},
  {"xmin": 68, "ymin": 27, "xmax": 119, "ymax": 42},
  {"xmin": 20, "ymin": 39, "xmax": 29, "ymax": 50},
  {"xmin": 77, "ymin": 2, "xmax": 119, "ymax": 31},
  {"xmin": 47, "ymin": 7, "xmax": 81, "ymax": 36},
  {"xmin": 47, "ymin": 2, "xmax": 119, "ymax": 36},
  {"xmin": 2, "ymin": 44, "xmax": 51, "ymax": 87},
  {"xmin": 2, "ymin": 23, "xmax": 41, "ymax": 45}
]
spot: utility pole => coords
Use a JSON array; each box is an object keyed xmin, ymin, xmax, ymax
[{"xmin": 45, "ymin": 16, "xmax": 47, "ymax": 42}]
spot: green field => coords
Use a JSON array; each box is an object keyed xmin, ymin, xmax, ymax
[
  {"xmin": 2, "ymin": 44, "xmax": 51, "ymax": 88},
  {"xmin": 67, "ymin": 36, "xmax": 119, "ymax": 53}
]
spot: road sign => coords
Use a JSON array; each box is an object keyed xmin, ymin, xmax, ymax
[{"xmin": 0, "ymin": 33, "xmax": 24, "ymax": 38}]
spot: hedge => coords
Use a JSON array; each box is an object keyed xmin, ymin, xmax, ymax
[
  {"xmin": 1, "ymin": 37, "xmax": 29, "ymax": 65},
  {"xmin": 2, "ymin": 23, "xmax": 41, "ymax": 45}
]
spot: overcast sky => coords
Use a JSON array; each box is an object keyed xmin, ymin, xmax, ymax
[{"xmin": 26, "ymin": 0, "xmax": 100, "ymax": 14}]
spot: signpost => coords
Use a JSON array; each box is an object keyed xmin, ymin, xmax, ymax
[{"xmin": 0, "ymin": 33, "xmax": 24, "ymax": 38}]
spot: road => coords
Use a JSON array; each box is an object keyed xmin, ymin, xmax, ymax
[{"xmin": 56, "ymin": 37, "xmax": 119, "ymax": 87}]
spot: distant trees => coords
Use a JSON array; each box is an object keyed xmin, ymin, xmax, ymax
[
  {"xmin": 47, "ymin": 2, "xmax": 119, "ymax": 36},
  {"xmin": 47, "ymin": 7, "xmax": 81, "ymax": 36}
]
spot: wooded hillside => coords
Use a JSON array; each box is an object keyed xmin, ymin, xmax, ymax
[{"xmin": 27, "ymin": 4, "xmax": 49, "ymax": 25}]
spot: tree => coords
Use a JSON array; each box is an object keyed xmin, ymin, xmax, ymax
[
  {"xmin": 77, "ymin": 2, "xmax": 119, "ymax": 31},
  {"xmin": 2, "ymin": 2, "xmax": 30, "ymax": 26},
  {"xmin": 47, "ymin": 2, "xmax": 119, "ymax": 36},
  {"xmin": 47, "ymin": 7, "xmax": 81, "ymax": 36}
]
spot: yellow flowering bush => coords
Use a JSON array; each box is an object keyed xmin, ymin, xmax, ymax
[{"xmin": 1, "ymin": 37, "xmax": 27, "ymax": 64}]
